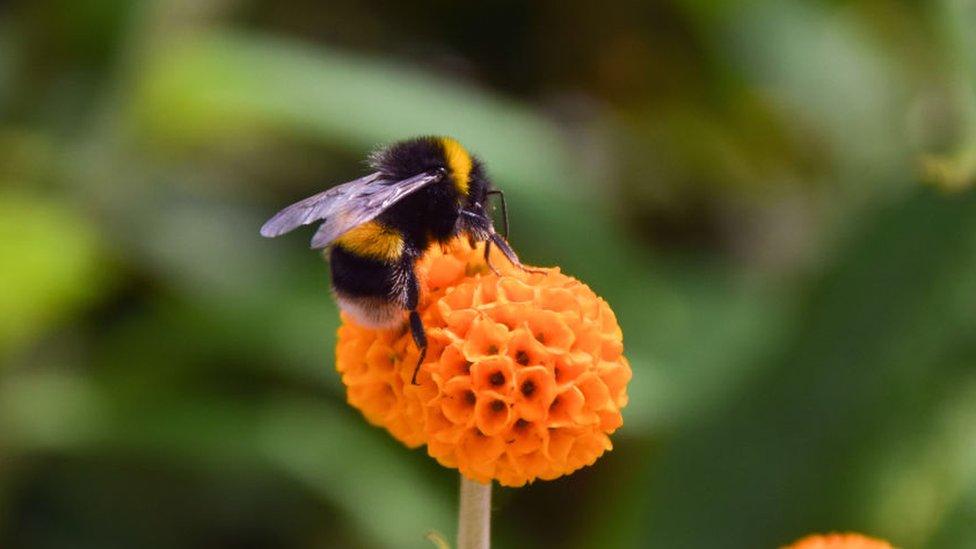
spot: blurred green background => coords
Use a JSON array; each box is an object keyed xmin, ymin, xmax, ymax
[{"xmin": 1, "ymin": 0, "xmax": 975, "ymax": 547}]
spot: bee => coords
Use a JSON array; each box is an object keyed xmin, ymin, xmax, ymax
[{"xmin": 260, "ymin": 136, "xmax": 532, "ymax": 384}]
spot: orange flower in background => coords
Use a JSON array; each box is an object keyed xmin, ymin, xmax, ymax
[
  {"xmin": 336, "ymin": 239, "xmax": 631, "ymax": 487},
  {"xmin": 784, "ymin": 533, "xmax": 894, "ymax": 549}
]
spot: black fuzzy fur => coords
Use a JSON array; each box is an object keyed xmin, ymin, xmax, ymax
[{"xmin": 329, "ymin": 246, "xmax": 400, "ymax": 297}]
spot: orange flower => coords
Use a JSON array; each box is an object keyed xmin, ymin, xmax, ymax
[
  {"xmin": 783, "ymin": 533, "xmax": 894, "ymax": 549},
  {"xmin": 335, "ymin": 239, "xmax": 631, "ymax": 487}
]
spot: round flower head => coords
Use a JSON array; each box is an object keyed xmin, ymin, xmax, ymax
[
  {"xmin": 783, "ymin": 533, "xmax": 894, "ymax": 549},
  {"xmin": 335, "ymin": 239, "xmax": 631, "ymax": 487}
]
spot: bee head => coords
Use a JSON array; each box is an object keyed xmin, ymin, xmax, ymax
[
  {"xmin": 369, "ymin": 137, "xmax": 462, "ymax": 188},
  {"xmin": 371, "ymin": 135, "xmax": 490, "ymax": 206},
  {"xmin": 437, "ymin": 137, "xmax": 473, "ymax": 196},
  {"xmin": 434, "ymin": 137, "xmax": 492, "ymax": 214}
]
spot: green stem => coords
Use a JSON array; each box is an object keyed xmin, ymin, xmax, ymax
[{"xmin": 457, "ymin": 476, "xmax": 491, "ymax": 549}]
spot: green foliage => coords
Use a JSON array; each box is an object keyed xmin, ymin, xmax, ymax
[
  {"xmin": 0, "ymin": 190, "xmax": 107, "ymax": 355},
  {"xmin": 1, "ymin": 0, "xmax": 974, "ymax": 547}
]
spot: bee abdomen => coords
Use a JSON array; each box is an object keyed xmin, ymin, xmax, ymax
[
  {"xmin": 329, "ymin": 245, "xmax": 406, "ymax": 328},
  {"xmin": 333, "ymin": 294, "xmax": 405, "ymax": 328},
  {"xmin": 333, "ymin": 221, "xmax": 404, "ymax": 262}
]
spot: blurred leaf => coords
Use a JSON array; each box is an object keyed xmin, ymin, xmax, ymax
[
  {"xmin": 725, "ymin": 1, "xmax": 911, "ymax": 170},
  {"xmin": 920, "ymin": 148, "xmax": 976, "ymax": 192},
  {"xmin": 940, "ymin": 0, "xmax": 976, "ymax": 86},
  {"xmin": 132, "ymin": 30, "xmax": 573, "ymax": 196},
  {"xmin": 0, "ymin": 369, "xmax": 107, "ymax": 451},
  {"xmin": 866, "ymin": 375, "xmax": 976, "ymax": 547},
  {"xmin": 622, "ymin": 187, "xmax": 976, "ymax": 548},
  {"xmin": 259, "ymin": 398, "xmax": 454, "ymax": 549},
  {"xmin": 0, "ymin": 367, "xmax": 452, "ymax": 549},
  {"xmin": 919, "ymin": 0, "xmax": 976, "ymax": 194},
  {"xmin": 0, "ymin": 189, "xmax": 108, "ymax": 356},
  {"xmin": 925, "ymin": 476, "xmax": 976, "ymax": 549},
  {"xmin": 673, "ymin": 0, "xmax": 919, "ymax": 216}
]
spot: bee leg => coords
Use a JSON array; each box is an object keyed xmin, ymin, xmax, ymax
[
  {"xmin": 405, "ymin": 267, "xmax": 427, "ymax": 385},
  {"xmin": 409, "ymin": 311, "xmax": 427, "ymax": 385},
  {"xmin": 483, "ymin": 238, "xmax": 502, "ymax": 276},
  {"xmin": 461, "ymin": 209, "xmax": 543, "ymax": 274},
  {"xmin": 490, "ymin": 233, "xmax": 546, "ymax": 274}
]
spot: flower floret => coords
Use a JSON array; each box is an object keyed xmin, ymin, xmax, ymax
[{"xmin": 335, "ymin": 239, "xmax": 630, "ymax": 486}]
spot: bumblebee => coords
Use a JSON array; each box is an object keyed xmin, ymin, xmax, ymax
[{"xmin": 260, "ymin": 136, "xmax": 530, "ymax": 384}]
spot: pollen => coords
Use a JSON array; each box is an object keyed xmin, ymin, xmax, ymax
[
  {"xmin": 334, "ymin": 238, "xmax": 631, "ymax": 487},
  {"xmin": 783, "ymin": 533, "xmax": 894, "ymax": 549}
]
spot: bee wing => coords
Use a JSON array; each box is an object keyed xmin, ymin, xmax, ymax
[
  {"xmin": 308, "ymin": 171, "xmax": 442, "ymax": 249},
  {"xmin": 259, "ymin": 171, "xmax": 442, "ymax": 249},
  {"xmin": 259, "ymin": 172, "xmax": 383, "ymax": 239}
]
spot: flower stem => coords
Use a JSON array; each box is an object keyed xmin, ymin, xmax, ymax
[{"xmin": 457, "ymin": 476, "xmax": 491, "ymax": 549}]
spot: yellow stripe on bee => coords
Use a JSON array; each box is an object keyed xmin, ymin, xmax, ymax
[
  {"xmin": 439, "ymin": 137, "xmax": 472, "ymax": 195},
  {"xmin": 335, "ymin": 221, "xmax": 404, "ymax": 261}
]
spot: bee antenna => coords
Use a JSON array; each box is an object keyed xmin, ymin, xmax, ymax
[{"xmin": 486, "ymin": 189, "xmax": 509, "ymax": 238}]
